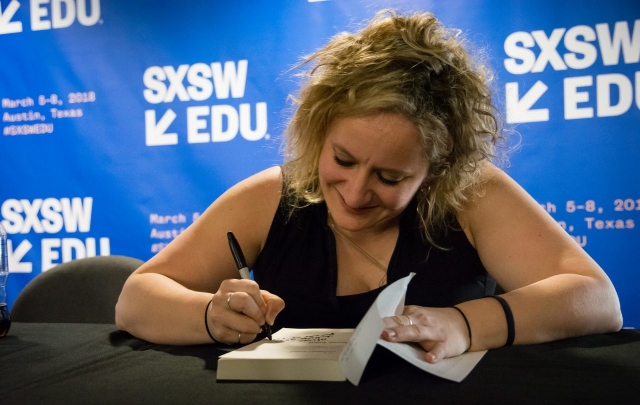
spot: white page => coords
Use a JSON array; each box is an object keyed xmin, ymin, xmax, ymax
[
  {"xmin": 377, "ymin": 340, "xmax": 486, "ymax": 383},
  {"xmin": 221, "ymin": 328, "xmax": 354, "ymax": 360},
  {"xmin": 339, "ymin": 272, "xmax": 485, "ymax": 384},
  {"xmin": 339, "ymin": 273, "xmax": 414, "ymax": 385}
]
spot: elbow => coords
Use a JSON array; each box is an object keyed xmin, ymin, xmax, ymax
[
  {"xmin": 576, "ymin": 274, "xmax": 623, "ymax": 335},
  {"xmin": 114, "ymin": 299, "xmax": 127, "ymax": 332},
  {"xmin": 612, "ymin": 312, "xmax": 624, "ymax": 332},
  {"xmin": 607, "ymin": 301, "xmax": 624, "ymax": 333},
  {"xmin": 114, "ymin": 279, "xmax": 135, "ymax": 333},
  {"xmin": 115, "ymin": 295, "xmax": 141, "ymax": 336},
  {"xmin": 602, "ymin": 305, "xmax": 623, "ymax": 333},
  {"xmin": 598, "ymin": 278, "xmax": 624, "ymax": 333}
]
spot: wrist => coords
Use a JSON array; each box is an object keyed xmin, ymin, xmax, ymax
[
  {"xmin": 451, "ymin": 306, "xmax": 472, "ymax": 352},
  {"xmin": 204, "ymin": 297, "xmax": 218, "ymax": 343},
  {"xmin": 456, "ymin": 297, "xmax": 514, "ymax": 351}
]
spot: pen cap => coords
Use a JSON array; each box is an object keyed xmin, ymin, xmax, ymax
[{"xmin": 227, "ymin": 232, "xmax": 247, "ymax": 269}]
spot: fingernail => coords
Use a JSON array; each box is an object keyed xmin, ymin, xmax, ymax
[{"xmin": 385, "ymin": 329, "xmax": 396, "ymax": 339}]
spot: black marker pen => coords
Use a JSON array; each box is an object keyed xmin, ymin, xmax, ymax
[{"xmin": 227, "ymin": 232, "xmax": 272, "ymax": 340}]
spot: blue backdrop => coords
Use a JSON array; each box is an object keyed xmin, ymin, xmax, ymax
[{"xmin": 1, "ymin": 0, "xmax": 639, "ymax": 326}]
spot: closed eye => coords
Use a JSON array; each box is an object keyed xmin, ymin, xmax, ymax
[
  {"xmin": 333, "ymin": 155, "xmax": 355, "ymax": 168},
  {"xmin": 334, "ymin": 154, "xmax": 402, "ymax": 186},
  {"xmin": 377, "ymin": 173, "xmax": 401, "ymax": 186}
]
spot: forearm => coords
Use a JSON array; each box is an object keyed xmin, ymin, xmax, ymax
[
  {"xmin": 458, "ymin": 274, "xmax": 623, "ymax": 351},
  {"xmin": 115, "ymin": 273, "xmax": 213, "ymax": 345}
]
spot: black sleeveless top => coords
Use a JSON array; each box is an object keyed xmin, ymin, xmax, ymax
[{"xmin": 253, "ymin": 197, "xmax": 494, "ymax": 329}]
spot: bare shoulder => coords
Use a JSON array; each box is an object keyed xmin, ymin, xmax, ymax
[
  {"xmin": 456, "ymin": 163, "xmax": 525, "ymax": 246},
  {"xmin": 228, "ymin": 165, "xmax": 283, "ymax": 194},
  {"xmin": 457, "ymin": 162, "xmax": 561, "ymax": 249},
  {"xmin": 215, "ymin": 165, "xmax": 283, "ymax": 214},
  {"xmin": 199, "ymin": 165, "xmax": 283, "ymax": 252},
  {"xmin": 459, "ymin": 163, "xmax": 543, "ymax": 223},
  {"xmin": 133, "ymin": 166, "xmax": 283, "ymax": 291}
]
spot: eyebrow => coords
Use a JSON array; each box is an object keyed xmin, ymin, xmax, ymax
[{"xmin": 332, "ymin": 144, "xmax": 410, "ymax": 177}]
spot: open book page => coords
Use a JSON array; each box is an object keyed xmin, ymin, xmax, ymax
[
  {"xmin": 377, "ymin": 340, "xmax": 487, "ymax": 383},
  {"xmin": 339, "ymin": 273, "xmax": 415, "ymax": 385},
  {"xmin": 220, "ymin": 328, "xmax": 353, "ymax": 360},
  {"xmin": 339, "ymin": 273, "xmax": 486, "ymax": 384}
]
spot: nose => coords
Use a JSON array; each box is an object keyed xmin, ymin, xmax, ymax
[{"xmin": 341, "ymin": 170, "xmax": 373, "ymax": 208}]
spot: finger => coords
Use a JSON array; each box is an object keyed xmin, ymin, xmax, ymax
[
  {"xmin": 218, "ymin": 278, "xmax": 267, "ymax": 321},
  {"xmin": 382, "ymin": 314, "xmax": 411, "ymax": 329},
  {"xmin": 208, "ymin": 306, "xmax": 262, "ymax": 338},
  {"xmin": 261, "ymin": 290, "xmax": 285, "ymax": 325},
  {"xmin": 219, "ymin": 279, "xmax": 266, "ymax": 311},
  {"xmin": 226, "ymin": 291, "xmax": 267, "ymax": 327},
  {"xmin": 382, "ymin": 311, "xmax": 447, "ymax": 344},
  {"xmin": 424, "ymin": 341, "xmax": 447, "ymax": 364},
  {"xmin": 380, "ymin": 315, "xmax": 411, "ymax": 340},
  {"xmin": 381, "ymin": 323, "xmax": 426, "ymax": 342},
  {"xmin": 210, "ymin": 323, "xmax": 258, "ymax": 345},
  {"xmin": 210, "ymin": 292, "xmax": 263, "ymax": 335}
]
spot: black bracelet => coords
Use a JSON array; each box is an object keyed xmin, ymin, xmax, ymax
[
  {"xmin": 204, "ymin": 298, "xmax": 217, "ymax": 343},
  {"xmin": 489, "ymin": 295, "xmax": 515, "ymax": 346},
  {"xmin": 451, "ymin": 306, "xmax": 472, "ymax": 351}
]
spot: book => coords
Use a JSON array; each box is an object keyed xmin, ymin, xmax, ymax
[
  {"xmin": 217, "ymin": 274, "xmax": 486, "ymax": 384},
  {"xmin": 217, "ymin": 328, "xmax": 354, "ymax": 381}
]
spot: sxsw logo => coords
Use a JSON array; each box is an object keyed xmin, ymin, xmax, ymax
[
  {"xmin": 1, "ymin": 197, "xmax": 111, "ymax": 272},
  {"xmin": 503, "ymin": 19, "xmax": 640, "ymax": 123},
  {"xmin": 0, "ymin": 0, "xmax": 101, "ymax": 34},
  {"xmin": 143, "ymin": 60, "xmax": 270, "ymax": 146}
]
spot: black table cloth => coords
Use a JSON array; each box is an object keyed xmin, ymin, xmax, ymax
[{"xmin": 1, "ymin": 323, "xmax": 639, "ymax": 405}]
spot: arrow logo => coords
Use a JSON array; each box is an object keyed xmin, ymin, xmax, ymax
[
  {"xmin": 506, "ymin": 81, "xmax": 549, "ymax": 123},
  {"xmin": 145, "ymin": 109, "xmax": 178, "ymax": 146},
  {"xmin": 8, "ymin": 239, "xmax": 32, "ymax": 273},
  {"xmin": 0, "ymin": 0, "xmax": 22, "ymax": 34}
]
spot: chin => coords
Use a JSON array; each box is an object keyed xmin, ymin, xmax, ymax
[{"xmin": 329, "ymin": 205, "xmax": 384, "ymax": 232}]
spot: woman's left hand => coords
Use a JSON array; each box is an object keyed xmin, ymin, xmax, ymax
[{"xmin": 381, "ymin": 305, "xmax": 471, "ymax": 363}]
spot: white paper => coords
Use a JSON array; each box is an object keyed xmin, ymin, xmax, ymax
[
  {"xmin": 376, "ymin": 340, "xmax": 486, "ymax": 383},
  {"xmin": 339, "ymin": 272, "xmax": 485, "ymax": 385},
  {"xmin": 221, "ymin": 328, "xmax": 353, "ymax": 359},
  {"xmin": 339, "ymin": 273, "xmax": 414, "ymax": 385}
]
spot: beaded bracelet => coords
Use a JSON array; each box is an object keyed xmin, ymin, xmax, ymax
[
  {"xmin": 451, "ymin": 306, "xmax": 472, "ymax": 352},
  {"xmin": 489, "ymin": 295, "xmax": 515, "ymax": 346},
  {"xmin": 204, "ymin": 298, "xmax": 217, "ymax": 343}
]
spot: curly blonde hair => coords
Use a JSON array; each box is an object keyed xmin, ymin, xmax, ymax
[{"xmin": 282, "ymin": 10, "xmax": 505, "ymax": 244}]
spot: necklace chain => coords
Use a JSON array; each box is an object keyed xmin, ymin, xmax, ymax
[{"xmin": 328, "ymin": 217, "xmax": 388, "ymax": 273}]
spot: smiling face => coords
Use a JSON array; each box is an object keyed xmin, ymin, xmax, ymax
[{"xmin": 318, "ymin": 113, "xmax": 430, "ymax": 234}]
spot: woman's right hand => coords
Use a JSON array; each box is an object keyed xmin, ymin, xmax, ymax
[{"xmin": 206, "ymin": 278, "xmax": 285, "ymax": 344}]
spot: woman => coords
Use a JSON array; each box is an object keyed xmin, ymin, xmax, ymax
[{"xmin": 116, "ymin": 10, "xmax": 622, "ymax": 363}]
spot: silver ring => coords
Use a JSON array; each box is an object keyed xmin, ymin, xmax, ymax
[
  {"xmin": 407, "ymin": 316, "xmax": 413, "ymax": 326},
  {"xmin": 227, "ymin": 293, "xmax": 235, "ymax": 310}
]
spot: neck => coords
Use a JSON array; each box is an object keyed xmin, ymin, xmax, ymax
[{"xmin": 327, "ymin": 212, "xmax": 400, "ymax": 272}]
